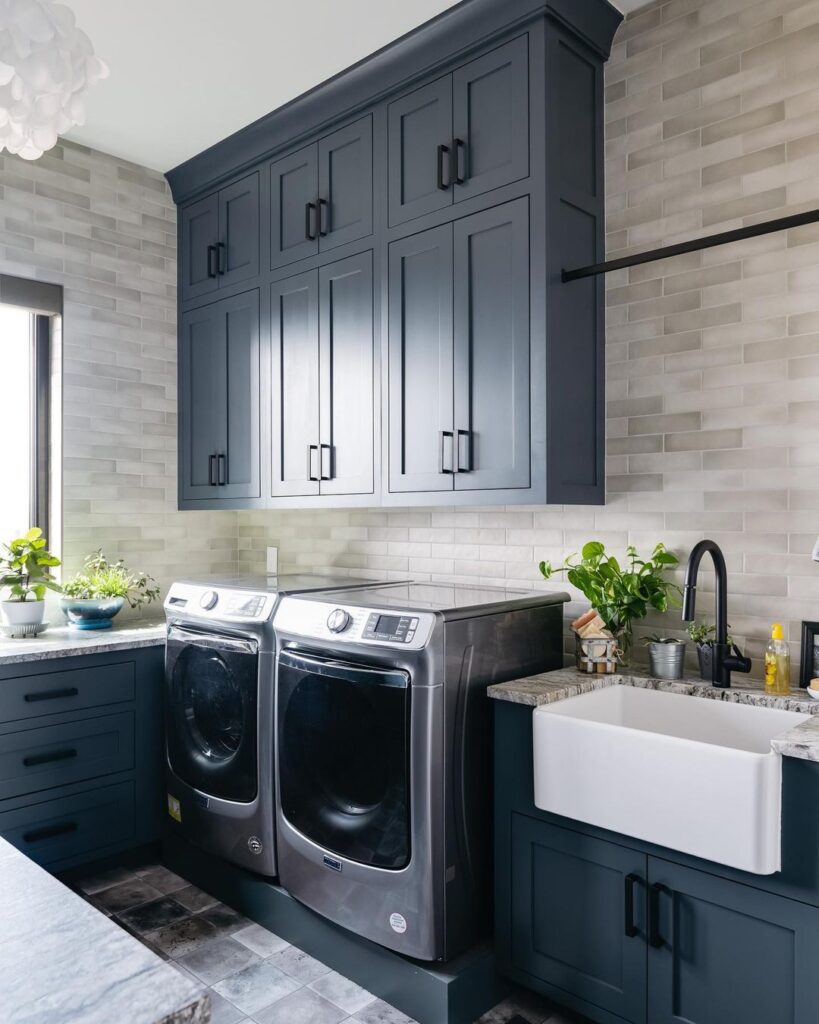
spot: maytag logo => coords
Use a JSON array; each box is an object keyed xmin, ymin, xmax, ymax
[
  {"xmin": 323, "ymin": 854, "xmax": 342, "ymax": 872},
  {"xmin": 194, "ymin": 793, "xmax": 209, "ymax": 809}
]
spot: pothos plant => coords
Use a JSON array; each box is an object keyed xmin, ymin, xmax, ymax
[
  {"xmin": 0, "ymin": 527, "xmax": 61, "ymax": 603},
  {"xmin": 539, "ymin": 541, "xmax": 681, "ymax": 659}
]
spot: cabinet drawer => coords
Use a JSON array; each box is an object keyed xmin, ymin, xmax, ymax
[
  {"xmin": 0, "ymin": 781, "xmax": 135, "ymax": 867},
  {"xmin": 0, "ymin": 712, "xmax": 134, "ymax": 800},
  {"xmin": 0, "ymin": 660, "xmax": 135, "ymax": 724}
]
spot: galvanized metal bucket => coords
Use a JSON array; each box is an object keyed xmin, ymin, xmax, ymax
[{"xmin": 648, "ymin": 642, "xmax": 686, "ymax": 680}]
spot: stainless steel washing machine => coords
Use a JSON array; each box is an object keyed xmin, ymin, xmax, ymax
[
  {"xmin": 163, "ymin": 573, "xmax": 384, "ymax": 876},
  {"xmin": 272, "ymin": 582, "xmax": 568, "ymax": 960}
]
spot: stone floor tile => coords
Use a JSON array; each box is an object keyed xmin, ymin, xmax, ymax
[
  {"xmin": 253, "ymin": 985, "xmax": 348, "ymax": 1024},
  {"xmin": 266, "ymin": 943, "xmax": 331, "ymax": 983},
  {"xmin": 206, "ymin": 987, "xmax": 248, "ymax": 1024},
  {"xmin": 135, "ymin": 863, "xmax": 190, "ymax": 893},
  {"xmin": 232, "ymin": 922, "xmax": 290, "ymax": 958},
  {"xmin": 173, "ymin": 883, "xmax": 221, "ymax": 913},
  {"xmin": 212, "ymin": 961, "xmax": 301, "ymax": 1016},
  {"xmin": 73, "ymin": 864, "xmax": 136, "ymax": 894},
  {"xmin": 117, "ymin": 895, "xmax": 189, "ymax": 934},
  {"xmin": 147, "ymin": 914, "xmax": 219, "ymax": 958},
  {"xmin": 93, "ymin": 878, "xmax": 164, "ymax": 915},
  {"xmin": 198, "ymin": 901, "xmax": 248, "ymax": 936},
  {"xmin": 351, "ymin": 997, "xmax": 416, "ymax": 1024},
  {"xmin": 177, "ymin": 936, "xmax": 262, "ymax": 985},
  {"xmin": 309, "ymin": 971, "xmax": 377, "ymax": 1015}
]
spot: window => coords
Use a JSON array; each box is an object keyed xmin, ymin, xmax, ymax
[{"xmin": 0, "ymin": 303, "xmax": 52, "ymax": 542}]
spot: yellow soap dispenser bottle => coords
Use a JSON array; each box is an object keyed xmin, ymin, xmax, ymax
[{"xmin": 764, "ymin": 623, "xmax": 790, "ymax": 695}]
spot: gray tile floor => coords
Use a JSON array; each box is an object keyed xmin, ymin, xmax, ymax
[{"xmin": 66, "ymin": 858, "xmax": 587, "ymax": 1024}]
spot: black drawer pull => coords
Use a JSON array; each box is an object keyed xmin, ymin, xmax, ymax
[
  {"xmin": 439, "ymin": 430, "xmax": 454, "ymax": 474},
  {"xmin": 624, "ymin": 872, "xmax": 640, "ymax": 938},
  {"xmin": 217, "ymin": 240, "xmax": 226, "ymax": 274},
  {"xmin": 217, "ymin": 452, "xmax": 226, "ymax": 486},
  {"xmin": 317, "ymin": 197, "xmax": 329, "ymax": 237},
  {"xmin": 305, "ymin": 201, "xmax": 317, "ymax": 241},
  {"xmin": 437, "ymin": 143, "xmax": 450, "ymax": 190},
  {"xmin": 209, "ymin": 453, "xmax": 217, "ymax": 486},
  {"xmin": 24, "ymin": 687, "xmax": 79, "ymax": 703},
  {"xmin": 648, "ymin": 882, "xmax": 668, "ymax": 948},
  {"xmin": 23, "ymin": 747, "xmax": 77, "ymax": 768},
  {"xmin": 207, "ymin": 244, "xmax": 217, "ymax": 278},
  {"xmin": 451, "ymin": 137, "xmax": 467, "ymax": 185},
  {"xmin": 23, "ymin": 821, "xmax": 77, "ymax": 844}
]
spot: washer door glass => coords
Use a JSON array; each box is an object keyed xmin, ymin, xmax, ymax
[
  {"xmin": 277, "ymin": 649, "xmax": 410, "ymax": 869},
  {"xmin": 166, "ymin": 627, "xmax": 258, "ymax": 802}
]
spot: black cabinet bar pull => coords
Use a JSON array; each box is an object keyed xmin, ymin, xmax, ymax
[
  {"xmin": 23, "ymin": 747, "xmax": 77, "ymax": 768},
  {"xmin": 452, "ymin": 138, "xmax": 467, "ymax": 185},
  {"xmin": 23, "ymin": 821, "xmax": 77, "ymax": 844},
  {"xmin": 624, "ymin": 873, "xmax": 640, "ymax": 938},
  {"xmin": 648, "ymin": 882, "xmax": 667, "ymax": 948},
  {"xmin": 305, "ymin": 201, "xmax": 317, "ymax": 241},
  {"xmin": 217, "ymin": 452, "xmax": 226, "ymax": 486},
  {"xmin": 209, "ymin": 453, "xmax": 217, "ymax": 487},
  {"xmin": 24, "ymin": 687, "xmax": 78, "ymax": 703},
  {"xmin": 317, "ymin": 197, "xmax": 329, "ymax": 237},
  {"xmin": 207, "ymin": 244, "xmax": 217, "ymax": 278},
  {"xmin": 437, "ymin": 144, "xmax": 450, "ymax": 191},
  {"xmin": 320, "ymin": 443, "xmax": 333, "ymax": 481},
  {"xmin": 439, "ymin": 430, "xmax": 454, "ymax": 474},
  {"xmin": 308, "ymin": 444, "xmax": 319, "ymax": 481},
  {"xmin": 456, "ymin": 429, "xmax": 471, "ymax": 472},
  {"xmin": 217, "ymin": 241, "xmax": 226, "ymax": 275}
]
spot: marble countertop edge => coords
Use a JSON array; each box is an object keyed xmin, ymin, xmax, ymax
[
  {"xmin": 0, "ymin": 623, "xmax": 166, "ymax": 666},
  {"xmin": 488, "ymin": 666, "xmax": 819, "ymax": 763}
]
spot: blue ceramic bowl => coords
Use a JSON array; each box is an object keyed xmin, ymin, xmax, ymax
[{"xmin": 61, "ymin": 596, "xmax": 125, "ymax": 630}]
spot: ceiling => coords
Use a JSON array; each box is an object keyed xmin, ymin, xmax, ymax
[{"xmin": 65, "ymin": 0, "xmax": 639, "ymax": 173}]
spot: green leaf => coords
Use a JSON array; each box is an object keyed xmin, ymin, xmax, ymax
[{"xmin": 581, "ymin": 541, "xmax": 605, "ymax": 561}]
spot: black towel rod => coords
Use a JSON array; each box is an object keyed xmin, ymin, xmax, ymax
[{"xmin": 561, "ymin": 207, "xmax": 819, "ymax": 283}]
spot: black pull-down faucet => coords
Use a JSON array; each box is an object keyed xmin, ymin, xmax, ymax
[{"xmin": 682, "ymin": 539, "xmax": 752, "ymax": 689}]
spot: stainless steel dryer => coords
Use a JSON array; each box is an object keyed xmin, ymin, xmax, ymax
[
  {"xmin": 272, "ymin": 582, "xmax": 569, "ymax": 960},
  {"xmin": 163, "ymin": 573, "xmax": 382, "ymax": 876}
]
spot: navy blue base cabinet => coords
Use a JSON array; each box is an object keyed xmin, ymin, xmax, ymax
[
  {"xmin": 168, "ymin": 0, "xmax": 622, "ymax": 511},
  {"xmin": 495, "ymin": 699, "xmax": 819, "ymax": 1024},
  {"xmin": 0, "ymin": 646, "xmax": 164, "ymax": 871}
]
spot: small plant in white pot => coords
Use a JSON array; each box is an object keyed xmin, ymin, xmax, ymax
[
  {"xmin": 642, "ymin": 634, "xmax": 687, "ymax": 681},
  {"xmin": 0, "ymin": 527, "xmax": 61, "ymax": 630},
  {"xmin": 61, "ymin": 551, "xmax": 160, "ymax": 630}
]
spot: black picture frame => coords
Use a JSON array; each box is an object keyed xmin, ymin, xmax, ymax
[{"xmin": 799, "ymin": 621, "xmax": 819, "ymax": 690}]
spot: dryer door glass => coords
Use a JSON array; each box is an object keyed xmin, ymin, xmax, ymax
[
  {"xmin": 277, "ymin": 649, "xmax": 411, "ymax": 869},
  {"xmin": 166, "ymin": 627, "xmax": 259, "ymax": 802}
]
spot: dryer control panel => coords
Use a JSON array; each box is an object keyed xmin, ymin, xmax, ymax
[{"xmin": 274, "ymin": 597, "xmax": 434, "ymax": 650}]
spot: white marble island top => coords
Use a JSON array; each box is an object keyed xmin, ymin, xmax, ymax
[
  {"xmin": 488, "ymin": 666, "xmax": 819, "ymax": 763},
  {"xmin": 0, "ymin": 838, "xmax": 207, "ymax": 1024},
  {"xmin": 0, "ymin": 622, "xmax": 166, "ymax": 667}
]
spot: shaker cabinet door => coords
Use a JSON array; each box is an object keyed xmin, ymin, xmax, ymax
[
  {"xmin": 270, "ymin": 272, "xmax": 321, "ymax": 498},
  {"xmin": 453, "ymin": 199, "xmax": 530, "ymax": 491},
  {"xmin": 218, "ymin": 172, "xmax": 260, "ymax": 289},
  {"xmin": 318, "ymin": 253, "xmax": 374, "ymax": 496},
  {"xmin": 511, "ymin": 815, "xmax": 648, "ymax": 1024},
  {"xmin": 647, "ymin": 858, "xmax": 819, "ymax": 1024},
  {"xmin": 270, "ymin": 145, "xmax": 320, "ymax": 271},
  {"xmin": 179, "ymin": 302, "xmax": 225, "ymax": 500},
  {"xmin": 452, "ymin": 36, "xmax": 529, "ymax": 203},
  {"xmin": 388, "ymin": 77, "xmax": 453, "ymax": 227},
  {"xmin": 220, "ymin": 290, "xmax": 261, "ymax": 499},
  {"xmin": 388, "ymin": 225, "xmax": 454, "ymax": 494},
  {"xmin": 318, "ymin": 117, "xmax": 373, "ymax": 253},
  {"xmin": 180, "ymin": 194, "xmax": 219, "ymax": 302}
]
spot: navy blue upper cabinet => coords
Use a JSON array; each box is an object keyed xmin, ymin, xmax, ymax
[
  {"xmin": 388, "ymin": 37, "xmax": 529, "ymax": 227},
  {"xmin": 179, "ymin": 289, "xmax": 260, "ymax": 503},
  {"xmin": 270, "ymin": 117, "xmax": 372, "ymax": 271},
  {"xmin": 180, "ymin": 172, "xmax": 259, "ymax": 303}
]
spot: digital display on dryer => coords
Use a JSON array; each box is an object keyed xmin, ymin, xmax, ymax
[{"xmin": 374, "ymin": 615, "xmax": 403, "ymax": 636}]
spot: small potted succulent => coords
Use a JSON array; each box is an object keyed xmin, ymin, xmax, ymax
[
  {"xmin": 0, "ymin": 527, "xmax": 61, "ymax": 630},
  {"xmin": 686, "ymin": 621, "xmax": 733, "ymax": 681},
  {"xmin": 642, "ymin": 634, "xmax": 687, "ymax": 681},
  {"xmin": 61, "ymin": 551, "xmax": 160, "ymax": 630}
]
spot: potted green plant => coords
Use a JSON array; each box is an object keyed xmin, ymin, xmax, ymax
[
  {"xmin": 61, "ymin": 551, "xmax": 160, "ymax": 630},
  {"xmin": 0, "ymin": 527, "xmax": 61, "ymax": 629},
  {"xmin": 540, "ymin": 541, "xmax": 681, "ymax": 663},
  {"xmin": 686, "ymin": 621, "xmax": 733, "ymax": 681},
  {"xmin": 642, "ymin": 634, "xmax": 687, "ymax": 680}
]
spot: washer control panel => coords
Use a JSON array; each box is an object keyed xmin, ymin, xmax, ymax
[
  {"xmin": 165, "ymin": 583, "xmax": 273, "ymax": 623},
  {"xmin": 275, "ymin": 597, "xmax": 434, "ymax": 650}
]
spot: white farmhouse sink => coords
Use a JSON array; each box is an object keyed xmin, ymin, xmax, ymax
[{"xmin": 533, "ymin": 685, "xmax": 811, "ymax": 874}]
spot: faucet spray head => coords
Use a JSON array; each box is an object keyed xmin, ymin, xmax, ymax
[{"xmin": 682, "ymin": 584, "xmax": 696, "ymax": 622}]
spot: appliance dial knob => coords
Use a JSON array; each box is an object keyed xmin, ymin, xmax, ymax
[
  {"xmin": 199, "ymin": 590, "xmax": 219, "ymax": 611},
  {"xmin": 327, "ymin": 608, "xmax": 351, "ymax": 633}
]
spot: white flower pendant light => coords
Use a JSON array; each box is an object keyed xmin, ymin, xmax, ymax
[{"xmin": 0, "ymin": 0, "xmax": 108, "ymax": 160}]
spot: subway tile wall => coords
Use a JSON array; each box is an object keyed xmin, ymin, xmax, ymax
[
  {"xmin": 238, "ymin": 0, "xmax": 819, "ymax": 677},
  {"xmin": 0, "ymin": 141, "xmax": 236, "ymax": 620}
]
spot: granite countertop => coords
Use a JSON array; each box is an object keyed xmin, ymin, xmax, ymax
[
  {"xmin": 0, "ymin": 622, "xmax": 166, "ymax": 666},
  {"xmin": 488, "ymin": 666, "xmax": 819, "ymax": 763},
  {"xmin": 0, "ymin": 838, "xmax": 207, "ymax": 1024}
]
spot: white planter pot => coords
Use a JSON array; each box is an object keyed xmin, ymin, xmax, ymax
[{"xmin": 1, "ymin": 599, "xmax": 46, "ymax": 627}]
